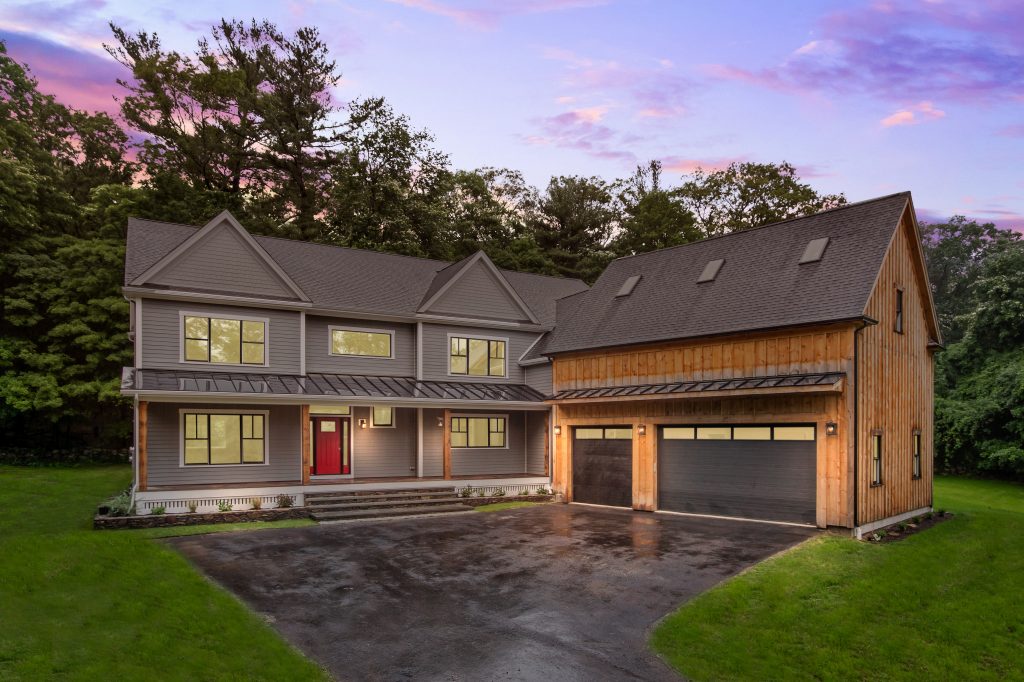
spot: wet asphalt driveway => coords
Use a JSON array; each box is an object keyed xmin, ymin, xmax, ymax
[{"xmin": 169, "ymin": 504, "xmax": 815, "ymax": 681}]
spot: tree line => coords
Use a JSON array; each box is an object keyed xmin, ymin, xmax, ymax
[{"xmin": 0, "ymin": 20, "xmax": 1020, "ymax": 477}]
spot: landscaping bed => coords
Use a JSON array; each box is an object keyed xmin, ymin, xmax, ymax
[
  {"xmin": 862, "ymin": 509, "xmax": 953, "ymax": 543},
  {"xmin": 460, "ymin": 494, "xmax": 553, "ymax": 508},
  {"xmin": 95, "ymin": 507, "xmax": 311, "ymax": 529}
]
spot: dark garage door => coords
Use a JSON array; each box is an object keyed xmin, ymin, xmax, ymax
[
  {"xmin": 657, "ymin": 425, "xmax": 816, "ymax": 524},
  {"xmin": 572, "ymin": 426, "xmax": 632, "ymax": 507}
]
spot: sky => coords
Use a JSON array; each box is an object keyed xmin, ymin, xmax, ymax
[{"xmin": 2, "ymin": 0, "xmax": 1022, "ymax": 229}]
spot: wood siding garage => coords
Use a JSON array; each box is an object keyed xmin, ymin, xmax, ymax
[
  {"xmin": 571, "ymin": 427, "xmax": 632, "ymax": 507},
  {"xmin": 657, "ymin": 425, "xmax": 817, "ymax": 524}
]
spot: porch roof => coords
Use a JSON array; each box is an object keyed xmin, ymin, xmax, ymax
[
  {"xmin": 121, "ymin": 368, "xmax": 546, "ymax": 404},
  {"xmin": 548, "ymin": 371, "xmax": 845, "ymax": 404}
]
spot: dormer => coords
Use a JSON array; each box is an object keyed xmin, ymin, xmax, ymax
[{"xmin": 418, "ymin": 251, "xmax": 539, "ymax": 324}]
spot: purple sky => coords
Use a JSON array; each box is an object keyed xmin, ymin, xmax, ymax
[{"xmin": 2, "ymin": 0, "xmax": 1022, "ymax": 229}]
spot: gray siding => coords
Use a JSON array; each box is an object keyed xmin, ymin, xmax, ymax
[
  {"xmin": 305, "ymin": 316, "xmax": 416, "ymax": 377},
  {"xmin": 140, "ymin": 298, "xmax": 302, "ymax": 374},
  {"xmin": 352, "ymin": 406, "xmax": 417, "ymax": 477},
  {"xmin": 423, "ymin": 408, "xmax": 444, "ymax": 477},
  {"xmin": 526, "ymin": 411, "xmax": 548, "ymax": 475},
  {"xmin": 450, "ymin": 411, "xmax": 527, "ymax": 476},
  {"xmin": 146, "ymin": 224, "xmax": 298, "ymax": 299},
  {"xmin": 420, "ymin": 324, "xmax": 543, "ymax": 384},
  {"xmin": 524, "ymin": 363, "xmax": 553, "ymax": 396},
  {"xmin": 146, "ymin": 402, "xmax": 301, "ymax": 487},
  {"xmin": 427, "ymin": 260, "xmax": 530, "ymax": 322}
]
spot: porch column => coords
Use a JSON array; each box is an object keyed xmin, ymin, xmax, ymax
[
  {"xmin": 442, "ymin": 408, "xmax": 452, "ymax": 480},
  {"xmin": 416, "ymin": 408, "xmax": 424, "ymax": 477},
  {"xmin": 137, "ymin": 400, "xmax": 148, "ymax": 491},
  {"xmin": 544, "ymin": 410, "xmax": 551, "ymax": 477},
  {"xmin": 301, "ymin": 404, "xmax": 311, "ymax": 485}
]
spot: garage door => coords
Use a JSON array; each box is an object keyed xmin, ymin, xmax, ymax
[
  {"xmin": 572, "ymin": 426, "xmax": 632, "ymax": 507},
  {"xmin": 657, "ymin": 425, "xmax": 816, "ymax": 524}
]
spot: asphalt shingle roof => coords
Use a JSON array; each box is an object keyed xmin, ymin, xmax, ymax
[
  {"xmin": 540, "ymin": 192, "xmax": 912, "ymax": 355},
  {"xmin": 124, "ymin": 218, "xmax": 587, "ymax": 327}
]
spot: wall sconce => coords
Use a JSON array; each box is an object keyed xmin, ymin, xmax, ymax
[
  {"xmin": 825, "ymin": 421, "xmax": 838, "ymax": 436},
  {"xmin": 554, "ymin": 425, "xmax": 562, "ymax": 436},
  {"xmin": 436, "ymin": 416, "xmax": 444, "ymax": 428},
  {"xmin": 637, "ymin": 424, "xmax": 646, "ymax": 436},
  {"xmin": 358, "ymin": 418, "xmax": 367, "ymax": 429}
]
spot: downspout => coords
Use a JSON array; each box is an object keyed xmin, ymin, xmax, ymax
[{"xmin": 853, "ymin": 316, "xmax": 878, "ymax": 529}]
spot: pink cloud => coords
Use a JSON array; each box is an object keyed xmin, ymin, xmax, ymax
[
  {"xmin": 524, "ymin": 110, "xmax": 637, "ymax": 163},
  {"xmin": 997, "ymin": 123, "xmax": 1024, "ymax": 137},
  {"xmin": 881, "ymin": 101, "xmax": 946, "ymax": 127},
  {"xmin": 383, "ymin": 0, "xmax": 608, "ymax": 30},
  {"xmin": 660, "ymin": 155, "xmax": 747, "ymax": 175}
]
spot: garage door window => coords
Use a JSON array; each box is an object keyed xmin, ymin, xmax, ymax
[
  {"xmin": 733, "ymin": 426, "xmax": 771, "ymax": 440},
  {"xmin": 773, "ymin": 426, "xmax": 815, "ymax": 441},
  {"xmin": 680, "ymin": 425, "xmax": 816, "ymax": 441},
  {"xmin": 662, "ymin": 427, "xmax": 695, "ymax": 440},
  {"xmin": 696, "ymin": 427, "xmax": 732, "ymax": 440},
  {"xmin": 574, "ymin": 427, "xmax": 632, "ymax": 439}
]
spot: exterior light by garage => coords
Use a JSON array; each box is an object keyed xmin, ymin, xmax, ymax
[
  {"xmin": 554, "ymin": 425, "xmax": 562, "ymax": 436},
  {"xmin": 637, "ymin": 424, "xmax": 646, "ymax": 436},
  {"xmin": 825, "ymin": 421, "xmax": 838, "ymax": 436}
]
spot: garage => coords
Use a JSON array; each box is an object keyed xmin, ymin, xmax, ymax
[
  {"xmin": 657, "ymin": 424, "xmax": 816, "ymax": 524},
  {"xmin": 571, "ymin": 426, "xmax": 632, "ymax": 507}
]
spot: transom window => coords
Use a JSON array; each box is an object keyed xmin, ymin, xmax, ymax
[
  {"xmin": 912, "ymin": 431, "xmax": 922, "ymax": 479},
  {"xmin": 450, "ymin": 337, "xmax": 506, "ymax": 377},
  {"xmin": 451, "ymin": 416, "xmax": 506, "ymax": 448},
  {"xmin": 184, "ymin": 315, "xmax": 265, "ymax": 365},
  {"xmin": 575, "ymin": 427, "xmax": 632, "ymax": 440},
  {"xmin": 331, "ymin": 328, "xmax": 393, "ymax": 358},
  {"xmin": 872, "ymin": 431, "xmax": 883, "ymax": 485},
  {"xmin": 372, "ymin": 406, "xmax": 394, "ymax": 428},
  {"xmin": 662, "ymin": 425, "xmax": 815, "ymax": 441},
  {"xmin": 183, "ymin": 412, "xmax": 265, "ymax": 465}
]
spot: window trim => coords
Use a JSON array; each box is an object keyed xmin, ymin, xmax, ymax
[
  {"xmin": 912, "ymin": 429, "xmax": 922, "ymax": 480},
  {"xmin": 328, "ymin": 325, "xmax": 395, "ymax": 360},
  {"xmin": 178, "ymin": 310, "xmax": 270, "ymax": 368},
  {"xmin": 446, "ymin": 333, "xmax": 509, "ymax": 379},
  {"xmin": 871, "ymin": 429, "xmax": 884, "ymax": 486},
  {"xmin": 178, "ymin": 408, "xmax": 270, "ymax": 468},
  {"xmin": 895, "ymin": 288, "xmax": 904, "ymax": 334},
  {"xmin": 450, "ymin": 413, "xmax": 509, "ymax": 449},
  {"xmin": 370, "ymin": 405, "xmax": 395, "ymax": 429}
]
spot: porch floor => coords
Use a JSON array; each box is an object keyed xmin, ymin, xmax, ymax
[{"xmin": 146, "ymin": 473, "xmax": 542, "ymax": 492}]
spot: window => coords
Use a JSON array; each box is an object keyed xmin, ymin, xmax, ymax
[
  {"xmin": 895, "ymin": 289, "xmax": 904, "ymax": 333},
  {"xmin": 575, "ymin": 427, "xmax": 632, "ymax": 440},
  {"xmin": 371, "ymin": 406, "xmax": 394, "ymax": 428},
  {"xmin": 451, "ymin": 416, "xmax": 506, "ymax": 448},
  {"xmin": 913, "ymin": 431, "xmax": 922, "ymax": 479},
  {"xmin": 450, "ymin": 336, "xmax": 506, "ymax": 377},
  {"xmin": 773, "ymin": 426, "xmax": 816, "ymax": 441},
  {"xmin": 733, "ymin": 426, "xmax": 771, "ymax": 440},
  {"xmin": 662, "ymin": 427, "xmax": 695, "ymax": 440},
  {"xmin": 663, "ymin": 425, "xmax": 816, "ymax": 441},
  {"xmin": 183, "ymin": 315, "xmax": 265, "ymax": 365},
  {"xmin": 697, "ymin": 426, "xmax": 732, "ymax": 440},
  {"xmin": 872, "ymin": 431, "xmax": 883, "ymax": 485},
  {"xmin": 331, "ymin": 328, "xmax": 393, "ymax": 358},
  {"xmin": 183, "ymin": 412, "xmax": 265, "ymax": 465}
]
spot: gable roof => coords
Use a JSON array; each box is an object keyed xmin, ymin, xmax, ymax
[
  {"xmin": 418, "ymin": 251, "xmax": 540, "ymax": 324},
  {"xmin": 541, "ymin": 192, "xmax": 933, "ymax": 355},
  {"xmin": 124, "ymin": 216, "xmax": 587, "ymax": 326}
]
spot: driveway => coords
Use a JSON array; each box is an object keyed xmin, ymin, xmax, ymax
[{"xmin": 170, "ymin": 504, "xmax": 815, "ymax": 681}]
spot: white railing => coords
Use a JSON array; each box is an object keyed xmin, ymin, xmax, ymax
[{"xmin": 137, "ymin": 493, "xmax": 305, "ymax": 515}]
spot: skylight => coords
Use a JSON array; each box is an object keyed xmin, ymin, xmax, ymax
[
  {"xmin": 697, "ymin": 259, "xmax": 724, "ymax": 283},
  {"xmin": 799, "ymin": 237, "xmax": 830, "ymax": 264},
  {"xmin": 616, "ymin": 274, "xmax": 641, "ymax": 297}
]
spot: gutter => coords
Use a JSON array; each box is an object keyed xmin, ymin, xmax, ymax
[{"xmin": 852, "ymin": 316, "xmax": 878, "ymax": 528}]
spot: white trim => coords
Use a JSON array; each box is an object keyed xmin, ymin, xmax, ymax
[
  {"xmin": 135, "ymin": 297, "xmax": 143, "ymax": 368},
  {"xmin": 416, "ymin": 321, "xmax": 423, "ymax": 380},
  {"xmin": 449, "ymin": 412, "xmax": 510, "ymax": 450},
  {"xmin": 854, "ymin": 506, "xmax": 932, "ymax": 539},
  {"xmin": 369, "ymin": 405, "xmax": 396, "ymax": 428},
  {"xmin": 654, "ymin": 509, "xmax": 815, "ymax": 528},
  {"xmin": 299, "ymin": 310, "xmax": 306, "ymax": 375},
  {"xmin": 517, "ymin": 333, "xmax": 547, "ymax": 365},
  {"xmin": 416, "ymin": 408, "xmax": 424, "ymax": 477},
  {"xmin": 417, "ymin": 251, "xmax": 540, "ymax": 324},
  {"xmin": 328, "ymin": 324, "xmax": 396, "ymax": 360},
  {"xmin": 446, "ymin": 332, "xmax": 510, "ymax": 379},
  {"xmin": 178, "ymin": 310, "xmax": 271, "ymax": 368},
  {"xmin": 123, "ymin": 287, "xmax": 311, "ymax": 310},
  {"xmin": 177, "ymin": 408, "xmax": 271, "ymax": 468},
  {"xmin": 133, "ymin": 395, "xmax": 140, "ymax": 492}
]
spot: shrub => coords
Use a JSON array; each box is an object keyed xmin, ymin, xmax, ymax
[
  {"xmin": 897, "ymin": 522, "xmax": 908, "ymax": 532},
  {"xmin": 150, "ymin": 505, "xmax": 166, "ymax": 516},
  {"xmin": 459, "ymin": 487, "xmax": 474, "ymax": 498},
  {"xmin": 105, "ymin": 489, "xmax": 134, "ymax": 517},
  {"xmin": 276, "ymin": 494, "xmax": 294, "ymax": 508},
  {"xmin": 535, "ymin": 487, "xmax": 551, "ymax": 495},
  {"xmin": 250, "ymin": 497, "xmax": 262, "ymax": 510},
  {"xmin": 519, "ymin": 489, "xmax": 529, "ymax": 496},
  {"xmin": 187, "ymin": 500, "xmax": 198, "ymax": 513},
  {"xmin": 217, "ymin": 500, "xmax": 233, "ymax": 512},
  {"xmin": 926, "ymin": 511, "xmax": 934, "ymax": 520},
  {"xmin": 492, "ymin": 488, "xmax": 507, "ymax": 497},
  {"xmin": 475, "ymin": 488, "xmax": 486, "ymax": 497},
  {"xmin": 938, "ymin": 508, "xmax": 947, "ymax": 516}
]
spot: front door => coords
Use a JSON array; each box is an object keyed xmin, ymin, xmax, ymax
[{"xmin": 313, "ymin": 416, "xmax": 351, "ymax": 476}]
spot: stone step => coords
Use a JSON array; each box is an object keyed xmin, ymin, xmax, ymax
[
  {"xmin": 306, "ymin": 490, "xmax": 457, "ymax": 505},
  {"xmin": 308, "ymin": 497, "xmax": 467, "ymax": 512},
  {"xmin": 312, "ymin": 504, "xmax": 472, "ymax": 522}
]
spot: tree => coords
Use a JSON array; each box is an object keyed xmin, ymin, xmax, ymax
[
  {"xmin": 677, "ymin": 161, "xmax": 846, "ymax": 237},
  {"xmin": 612, "ymin": 160, "xmax": 697, "ymax": 256},
  {"xmin": 532, "ymin": 175, "xmax": 617, "ymax": 282}
]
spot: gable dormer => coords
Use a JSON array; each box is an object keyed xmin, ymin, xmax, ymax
[
  {"xmin": 129, "ymin": 211, "xmax": 308, "ymax": 302},
  {"xmin": 418, "ymin": 251, "xmax": 539, "ymax": 324}
]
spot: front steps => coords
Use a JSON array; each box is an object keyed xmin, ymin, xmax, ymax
[{"xmin": 306, "ymin": 487, "xmax": 473, "ymax": 522}]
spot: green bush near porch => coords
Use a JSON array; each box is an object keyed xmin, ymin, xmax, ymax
[
  {"xmin": 0, "ymin": 465, "xmax": 327, "ymax": 680},
  {"xmin": 651, "ymin": 476, "xmax": 1024, "ymax": 681}
]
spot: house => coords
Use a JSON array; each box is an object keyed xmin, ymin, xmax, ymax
[
  {"xmin": 120, "ymin": 191, "xmax": 939, "ymax": 536},
  {"xmin": 540, "ymin": 192, "xmax": 940, "ymax": 536},
  {"xmin": 120, "ymin": 212, "xmax": 587, "ymax": 517}
]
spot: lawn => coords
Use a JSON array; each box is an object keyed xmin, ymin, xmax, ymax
[
  {"xmin": 0, "ymin": 465, "xmax": 327, "ymax": 680},
  {"xmin": 651, "ymin": 476, "xmax": 1024, "ymax": 681},
  {"xmin": 474, "ymin": 501, "xmax": 542, "ymax": 512}
]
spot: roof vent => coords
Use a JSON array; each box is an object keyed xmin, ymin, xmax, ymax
[
  {"xmin": 616, "ymin": 274, "xmax": 641, "ymax": 297},
  {"xmin": 800, "ymin": 237, "xmax": 830, "ymax": 264},
  {"xmin": 697, "ymin": 259, "xmax": 724, "ymax": 283}
]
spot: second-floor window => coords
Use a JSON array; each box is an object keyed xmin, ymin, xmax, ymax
[
  {"xmin": 450, "ymin": 336, "xmax": 506, "ymax": 377},
  {"xmin": 184, "ymin": 315, "xmax": 265, "ymax": 365},
  {"xmin": 331, "ymin": 327, "xmax": 393, "ymax": 358}
]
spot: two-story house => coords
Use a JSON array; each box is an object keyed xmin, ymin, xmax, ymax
[
  {"xmin": 121, "ymin": 191, "xmax": 940, "ymax": 537},
  {"xmin": 121, "ymin": 212, "xmax": 587, "ymax": 515}
]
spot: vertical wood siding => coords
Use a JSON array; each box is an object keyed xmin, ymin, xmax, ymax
[{"xmin": 304, "ymin": 316, "xmax": 416, "ymax": 376}]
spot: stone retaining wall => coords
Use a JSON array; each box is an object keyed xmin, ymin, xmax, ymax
[
  {"xmin": 459, "ymin": 495, "xmax": 553, "ymax": 507},
  {"xmin": 94, "ymin": 507, "xmax": 311, "ymax": 530}
]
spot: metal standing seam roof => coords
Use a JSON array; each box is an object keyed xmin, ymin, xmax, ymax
[
  {"xmin": 550, "ymin": 372, "xmax": 845, "ymax": 401},
  {"xmin": 122, "ymin": 368, "xmax": 547, "ymax": 403}
]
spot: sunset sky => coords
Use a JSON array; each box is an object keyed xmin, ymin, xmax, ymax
[{"xmin": 2, "ymin": 0, "xmax": 1022, "ymax": 229}]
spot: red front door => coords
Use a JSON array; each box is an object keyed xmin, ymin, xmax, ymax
[{"xmin": 313, "ymin": 417, "xmax": 350, "ymax": 476}]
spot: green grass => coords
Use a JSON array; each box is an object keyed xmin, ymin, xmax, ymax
[
  {"xmin": 474, "ymin": 501, "xmax": 542, "ymax": 512},
  {"xmin": 651, "ymin": 476, "xmax": 1024, "ymax": 681},
  {"xmin": 0, "ymin": 465, "xmax": 327, "ymax": 680}
]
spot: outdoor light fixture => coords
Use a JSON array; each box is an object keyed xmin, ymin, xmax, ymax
[
  {"xmin": 358, "ymin": 418, "xmax": 367, "ymax": 429},
  {"xmin": 436, "ymin": 416, "xmax": 444, "ymax": 428},
  {"xmin": 825, "ymin": 421, "xmax": 838, "ymax": 436},
  {"xmin": 554, "ymin": 425, "xmax": 562, "ymax": 436},
  {"xmin": 637, "ymin": 424, "xmax": 647, "ymax": 436}
]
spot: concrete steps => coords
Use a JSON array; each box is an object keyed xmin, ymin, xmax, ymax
[{"xmin": 306, "ymin": 487, "xmax": 472, "ymax": 522}]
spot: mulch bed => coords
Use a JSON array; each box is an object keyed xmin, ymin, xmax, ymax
[
  {"xmin": 94, "ymin": 507, "xmax": 310, "ymax": 530},
  {"xmin": 863, "ymin": 511, "xmax": 954, "ymax": 543}
]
